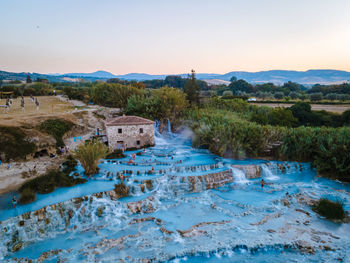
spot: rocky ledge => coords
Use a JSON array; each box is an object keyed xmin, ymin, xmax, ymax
[{"xmin": 231, "ymin": 164, "xmax": 261, "ymax": 178}]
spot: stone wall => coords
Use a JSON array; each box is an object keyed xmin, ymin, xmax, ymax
[{"xmin": 106, "ymin": 124, "xmax": 154, "ymax": 150}]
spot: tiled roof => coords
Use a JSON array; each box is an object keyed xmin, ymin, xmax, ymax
[{"xmin": 106, "ymin": 115, "xmax": 154, "ymax": 126}]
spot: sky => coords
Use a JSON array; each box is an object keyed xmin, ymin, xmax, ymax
[{"xmin": 0, "ymin": 0, "xmax": 350, "ymax": 75}]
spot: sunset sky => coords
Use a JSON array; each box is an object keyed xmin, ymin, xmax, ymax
[{"xmin": 1, "ymin": 0, "xmax": 349, "ymax": 75}]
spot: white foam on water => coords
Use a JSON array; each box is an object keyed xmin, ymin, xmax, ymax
[
  {"xmin": 230, "ymin": 167, "xmax": 249, "ymax": 184},
  {"xmin": 262, "ymin": 164, "xmax": 279, "ymax": 181}
]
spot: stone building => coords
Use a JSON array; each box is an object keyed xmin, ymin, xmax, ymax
[{"xmin": 105, "ymin": 115, "xmax": 155, "ymax": 150}]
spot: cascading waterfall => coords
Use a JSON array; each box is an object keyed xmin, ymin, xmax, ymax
[
  {"xmin": 154, "ymin": 120, "xmax": 168, "ymax": 145},
  {"xmin": 229, "ymin": 167, "xmax": 249, "ymax": 184},
  {"xmin": 261, "ymin": 164, "xmax": 279, "ymax": 180},
  {"xmin": 167, "ymin": 118, "xmax": 172, "ymax": 134}
]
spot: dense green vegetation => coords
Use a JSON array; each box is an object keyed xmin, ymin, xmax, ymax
[
  {"xmin": 89, "ymin": 82, "xmax": 145, "ymax": 108},
  {"xmin": 39, "ymin": 118, "xmax": 74, "ymax": 147},
  {"xmin": 207, "ymin": 98, "xmax": 350, "ymax": 128},
  {"xmin": 0, "ymin": 126, "xmax": 36, "ymax": 161},
  {"xmin": 250, "ymin": 102, "xmax": 350, "ymax": 128},
  {"xmin": 313, "ymin": 198, "xmax": 346, "ymax": 220},
  {"xmin": 18, "ymin": 169, "xmax": 87, "ymax": 204},
  {"xmin": 186, "ymin": 99, "xmax": 350, "ymax": 181},
  {"xmin": 125, "ymin": 86, "xmax": 188, "ymax": 126}
]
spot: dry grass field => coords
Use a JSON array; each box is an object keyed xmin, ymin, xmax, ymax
[
  {"xmin": 251, "ymin": 103, "xmax": 350, "ymax": 113},
  {"xmin": 0, "ymin": 96, "xmax": 75, "ymax": 126}
]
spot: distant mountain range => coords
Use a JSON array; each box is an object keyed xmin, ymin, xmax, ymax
[{"xmin": 1, "ymin": 69, "xmax": 350, "ymax": 85}]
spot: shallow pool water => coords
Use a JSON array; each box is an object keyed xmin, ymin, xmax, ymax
[{"xmin": 0, "ymin": 131, "xmax": 349, "ymax": 262}]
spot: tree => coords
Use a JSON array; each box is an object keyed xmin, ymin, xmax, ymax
[
  {"xmin": 152, "ymin": 86, "xmax": 189, "ymax": 122},
  {"xmin": 324, "ymin": 93, "xmax": 337, "ymax": 100},
  {"xmin": 73, "ymin": 140, "xmax": 110, "ymax": 175},
  {"xmin": 274, "ymin": 92, "xmax": 284, "ymax": 99},
  {"xmin": 289, "ymin": 102, "xmax": 313, "ymax": 126},
  {"xmin": 230, "ymin": 76, "xmax": 237, "ymax": 82},
  {"xmin": 89, "ymin": 82, "xmax": 145, "ymax": 108},
  {"xmin": 184, "ymin": 69, "xmax": 200, "ymax": 105},
  {"xmin": 289, "ymin": 91, "xmax": 300, "ymax": 99},
  {"xmin": 310, "ymin": 92, "xmax": 323, "ymax": 101},
  {"xmin": 228, "ymin": 79, "xmax": 253, "ymax": 94},
  {"xmin": 282, "ymin": 81, "xmax": 304, "ymax": 94},
  {"xmin": 338, "ymin": 94, "xmax": 350, "ymax": 101},
  {"xmin": 125, "ymin": 86, "xmax": 188, "ymax": 125},
  {"xmin": 26, "ymin": 75, "xmax": 32, "ymax": 83},
  {"xmin": 268, "ymin": 108, "xmax": 297, "ymax": 127},
  {"xmin": 164, "ymin": 75, "xmax": 185, "ymax": 88}
]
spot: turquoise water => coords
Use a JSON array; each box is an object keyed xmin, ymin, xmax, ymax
[{"xmin": 0, "ymin": 131, "xmax": 349, "ymax": 262}]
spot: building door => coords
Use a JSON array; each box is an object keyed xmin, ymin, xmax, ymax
[{"xmin": 116, "ymin": 141, "xmax": 124, "ymax": 150}]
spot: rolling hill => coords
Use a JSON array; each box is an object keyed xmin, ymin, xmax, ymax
[{"xmin": 1, "ymin": 69, "xmax": 350, "ymax": 85}]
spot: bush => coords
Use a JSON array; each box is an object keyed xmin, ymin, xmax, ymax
[
  {"xmin": 222, "ymin": 90, "xmax": 234, "ymax": 99},
  {"xmin": 61, "ymin": 155, "xmax": 78, "ymax": 174},
  {"xmin": 19, "ymin": 188, "xmax": 36, "ymax": 204},
  {"xmin": 0, "ymin": 126, "xmax": 36, "ymax": 161},
  {"xmin": 106, "ymin": 149, "xmax": 126, "ymax": 159},
  {"xmin": 73, "ymin": 140, "xmax": 110, "ymax": 175},
  {"xmin": 313, "ymin": 198, "xmax": 345, "ymax": 220},
  {"xmin": 39, "ymin": 119, "xmax": 74, "ymax": 147}
]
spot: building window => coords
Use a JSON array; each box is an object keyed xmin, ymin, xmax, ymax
[
  {"xmin": 140, "ymin": 128, "xmax": 143, "ymax": 134},
  {"xmin": 118, "ymin": 128, "xmax": 122, "ymax": 134},
  {"xmin": 137, "ymin": 140, "xmax": 140, "ymax": 145}
]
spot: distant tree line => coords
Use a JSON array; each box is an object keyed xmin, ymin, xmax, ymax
[
  {"xmin": 210, "ymin": 77, "xmax": 350, "ymax": 102},
  {"xmin": 2, "ymin": 72, "xmax": 350, "ymax": 103}
]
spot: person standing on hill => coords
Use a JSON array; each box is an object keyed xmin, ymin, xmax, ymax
[
  {"xmin": 35, "ymin": 98, "xmax": 39, "ymax": 111},
  {"xmin": 5, "ymin": 99, "xmax": 10, "ymax": 113},
  {"xmin": 21, "ymin": 97, "xmax": 25, "ymax": 112}
]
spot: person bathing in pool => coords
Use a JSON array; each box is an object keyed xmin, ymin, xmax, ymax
[
  {"xmin": 261, "ymin": 179, "xmax": 265, "ymax": 188},
  {"xmin": 12, "ymin": 196, "xmax": 17, "ymax": 208}
]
